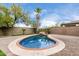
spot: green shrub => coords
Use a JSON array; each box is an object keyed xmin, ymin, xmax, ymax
[{"xmin": 0, "ymin": 50, "xmax": 6, "ymax": 56}]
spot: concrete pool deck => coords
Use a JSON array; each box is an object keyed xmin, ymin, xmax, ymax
[
  {"xmin": 0, "ymin": 34, "xmax": 79, "ymax": 56},
  {"xmin": 8, "ymin": 35, "xmax": 65, "ymax": 56}
]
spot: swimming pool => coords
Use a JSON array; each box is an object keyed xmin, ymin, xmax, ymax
[
  {"xmin": 8, "ymin": 34, "xmax": 65, "ymax": 56},
  {"xmin": 19, "ymin": 34, "xmax": 56, "ymax": 49}
]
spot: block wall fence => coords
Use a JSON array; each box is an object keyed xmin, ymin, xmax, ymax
[
  {"xmin": 0, "ymin": 27, "xmax": 35, "ymax": 36},
  {"xmin": 49, "ymin": 27, "xmax": 79, "ymax": 36}
]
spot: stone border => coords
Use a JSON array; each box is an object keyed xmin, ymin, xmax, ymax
[{"xmin": 8, "ymin": 34, "xmax": 65, "ymax": 56}]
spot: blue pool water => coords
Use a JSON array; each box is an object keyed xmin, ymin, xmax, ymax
[{"xmin": 19, "ymin": 34, "xmax": 56, "ymax": 48}]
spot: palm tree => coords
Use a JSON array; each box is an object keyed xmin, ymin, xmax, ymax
[{"xmin": 34, "ymin": 8, "xmax": 42, "ymax": 33}]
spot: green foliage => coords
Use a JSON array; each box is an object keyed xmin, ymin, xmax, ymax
[
  {"xmin": 0, "ymin": 4, "xmax": 31, "ymax": 28},
  {"xmin": 0, "ymin": 14, "xmax": 3, "ymax": 27},
  {"xmin": 0, "ymin": 7, "xmax": 13, "ymax": 27},
  {"xmin": 0, "ymin": 50, "xmax": 6, "ymax": 56},
  {"xmin": 22, "ymin": 12, "xmax": 31, "ymax": 25},
  {"xmin": 30, "ymin": 20, "xmax": 37, "ymax": 28},
  {"xmin": 34, "ymin": 8, "xmax": 42, "ymax": 14},
  {"xmin": 10, "ymin": 4, "xmax": 31, "ymax": 26},
  {"xmin": 22, "ymin": 28, "xmax": 26, "ymax": 35},
  {"xmin": 10, "ymin": 4, "xmax": 23, "ymax": 20},
  {"xmin": 3, "ymin": 15, "xmax": 14, "ymax": 27},
  {"xmin": 0, "ymin": 5, "xmax": 9, "ymax": 14},
  {"xmin": 0, "ymin": 4, "xmax": 43, "ymax": 30}
]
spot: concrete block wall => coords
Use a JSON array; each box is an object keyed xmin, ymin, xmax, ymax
[
  {"xmin": 0, "ymin": 27, "xmax": 35, "ymax": 36},
  {"xmin": 49, "ymin": 27, "xmax": 79, "ymax": 36}
]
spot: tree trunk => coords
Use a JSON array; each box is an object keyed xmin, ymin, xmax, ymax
[
  {"xmin": 12, "ymin": 15, "xmax": 17, "ymax": 27},
  {"xmin": 36, "ymin": 14, "xmax": 40, "ymax": 33}
]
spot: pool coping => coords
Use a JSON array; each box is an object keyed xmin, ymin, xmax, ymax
[{"xmin": 8, "ymin": 34, "xmax": 65, "ymax": 56}]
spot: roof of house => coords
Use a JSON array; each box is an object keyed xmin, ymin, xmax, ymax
[
  {"xmin": 14, "ymin": 23, "xmax": 31, "ymax": 28},
  {"xmin": 13, "ymin": 19, "xmax": 32, "ymax": 28},
  {"xmin": 61, "ymin": 20, "xmax": 79, "ymax": 25}
]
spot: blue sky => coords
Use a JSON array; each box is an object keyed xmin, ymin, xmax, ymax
[{"xmin": 2, "ymin": 3, "xmax": 79, "ymax": 28}]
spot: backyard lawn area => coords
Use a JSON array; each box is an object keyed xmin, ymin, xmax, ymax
[{"xmin": 0, "ymin": 50, "xmax": 6, "ymax": 56}]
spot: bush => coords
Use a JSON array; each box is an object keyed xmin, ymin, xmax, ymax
[{"xmin": 0, "ymin": 50, "xmax": 6, "ymax": 56}]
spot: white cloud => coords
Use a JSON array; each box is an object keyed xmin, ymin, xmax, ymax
[
  {"xmin": 31, "ymin": 4, "xmax": 79, "ymax": 28},
  {"xmin": 40, "ymin": 14, "xmax": 61, "ymax": 28},
  {"xmin": 52, "ymin": 4, "xmax": 79, "ymax": 21},
  {"xmin": 72, "ymin": 15, "xmax": 79, "ymax": 20},
  {"xmin": 40, "ymin": 20, "xmax": 56, "ymax": 28}
]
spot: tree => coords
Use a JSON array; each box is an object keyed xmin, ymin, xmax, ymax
[
  {"xmin": 0, "ymin": 4, "xmax": 33, "ymax": 35},
  {"xmin": 0, "ymin": 13, "xmax": 4, "ymax": 27},
  {"xmin": 0, "ymin": 5, "xmax": 13, "ymax": 28},
  {"xmin": 0, "ymin": 4, "xmax": 32, "ymax": 28},
  {"xmin": 22, "ymin": 12, "xmax": 31, "ymax": 25},
  {"xmin": 34, "ymin": 8, "xmax": 42, "ymax": 33},
  {"xmin": 10, "ymin": 4, "xmax": 32, "ymax": 26},
  {"xmin": 10, "ymin": 4, "xmax": 23, "ymax": 26},
  {"xmin": 0, "ymin": 5, "xmax": 14, "ymax": 35}
]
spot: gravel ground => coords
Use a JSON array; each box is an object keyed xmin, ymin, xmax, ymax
[
  {"xmin": 50, "ymin": 34, "xmax": 79, "ymax": 56},
  {"xmin": 0, "ymin": 34, "xmax": 79, "ymax": 56}
]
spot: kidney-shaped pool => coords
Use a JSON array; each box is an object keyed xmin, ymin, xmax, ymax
[
  {"xmin": 19, "ymin": 34, "xmax": 56, "ymax": 49},
  {"xmin": 8, "ymin": 34, "xmax": 65, "ymax": 56}
]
